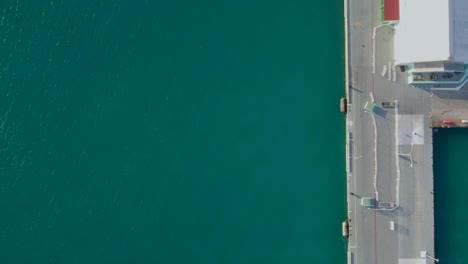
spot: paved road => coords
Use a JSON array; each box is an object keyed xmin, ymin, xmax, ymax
[{"xmin": 345, "ymin": 0, "xmax": 435, "ymax": 263}]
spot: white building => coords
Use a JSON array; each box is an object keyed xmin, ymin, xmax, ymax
[{"xmin": 383, "ymin": 0, "xmax": 468, "ymax": 89}]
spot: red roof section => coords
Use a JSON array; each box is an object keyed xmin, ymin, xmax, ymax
[{"xmin": 384, "ymin": 0, "xmax": 399, "ymax": 21}]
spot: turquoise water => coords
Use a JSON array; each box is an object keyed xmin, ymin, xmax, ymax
[
  {"xmin": 0, "ymin": 1, "xmax": 346, "ymax": 263},
  {"xmin": 434, "ymin": 129, "xmax": 468, "ymax": 264}
]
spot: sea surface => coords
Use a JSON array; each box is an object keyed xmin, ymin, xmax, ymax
[
  {"xmin": 434, "ymin": 129, "xmax": 468, "ymax": 264},
  {"xmin": 0, "ymin": 1, "xmax": 346, "ymax": 263}
]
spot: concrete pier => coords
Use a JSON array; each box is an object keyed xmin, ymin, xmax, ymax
[{"xmin": 343, "ymin": 0, "xmax": 444, "ymax": 263}]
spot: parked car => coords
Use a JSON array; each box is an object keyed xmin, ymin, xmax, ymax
[{"xmin": 442, "ymin": 120, "xmax": 453, "ymax": 125}]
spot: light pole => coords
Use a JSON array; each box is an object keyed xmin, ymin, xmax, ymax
[
  {"xmin": 398, "ymin": 142, "xmax": 414, "ymax": 168},
  {"xmin": 426, "ymin": 253, "xmax": 439, "ymax": 263}
]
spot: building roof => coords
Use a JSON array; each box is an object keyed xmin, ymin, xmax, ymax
[
  {"xmin": 451, "ymin": 0, "xmax": 468, "ymax": 64},
  {"xmin": 384, "ymin": 0, "xmax": 399, "ymax": 21},
  {"xmin": 394, "ymin": 0, "xmax": 468, "ymax": 65}
]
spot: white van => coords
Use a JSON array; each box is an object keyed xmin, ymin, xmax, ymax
[{"xmin": 462, "ymin": 120, "xmax": 468, "ymax": 124}]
